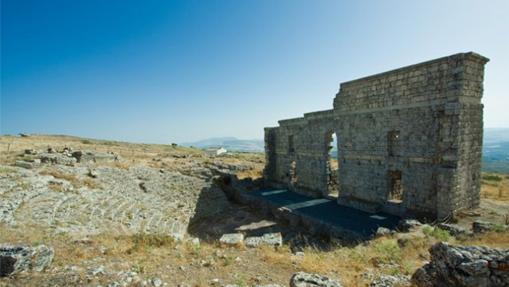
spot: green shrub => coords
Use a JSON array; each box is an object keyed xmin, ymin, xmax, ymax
[
  {"xmin": 223, "ymin": 256, "xmax": 234, "ymax": 266},
  {"xmin": 422, "ymin": 225, "xmax": 433, "ymax": 236},
  {"xmin": 493, "ymin": 223, "xmax": 507, "ymax": 232},
  {"xmin": 373, "ymin": 240, "xmax": 402, "ymax": 264},
  {"xmin": 0, "ymin": 166, "xmax": 14, "ymax": 174},
  {"xmin": 81, "ymin": 139, "xmax": 93, "ymax": 144},
  {"xmin": 423, "ymin": 226, "xmax": 450, "ymax": 241},
  {"xmin": 102, "ymin": 141, "xmax": 117, "ymax": 146},
  {"xmin": 482, "ymin": 174, "xmax": 503, "ymax": 182}
]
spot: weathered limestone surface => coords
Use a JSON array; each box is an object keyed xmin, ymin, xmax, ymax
[
  {"xmin": 290, "ymin": 272, "xmax": 343, "ymax": 287},
  {"xmin": 412, "ymin": 242, "xmax": 509, "ymax": 287},
  {"xmin": 0, "ymin": 244, "xmax": 54, "ymax": 276},
  {"xmin": 264, "ymin": 52, "xmax": 488, "ymax": 219}
]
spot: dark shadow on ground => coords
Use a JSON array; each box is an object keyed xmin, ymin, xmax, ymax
[
  {"xmin": 187, "ymin": 175, "xmax": 399, "ymax": 251},
  {"xmin": 249, "ymin": 188, "xmax": 400, "ymax": 238}
]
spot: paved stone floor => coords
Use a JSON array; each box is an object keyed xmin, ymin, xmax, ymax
[{"xmin": 251, "ymin": 188, "xmax": 400, "ymax": 237}]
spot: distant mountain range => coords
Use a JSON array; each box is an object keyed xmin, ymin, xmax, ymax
[
  {"xmin": 181, "ymin": 137, "xmax": 264, "ymax": 152},
  {"xmin": 184, "ymin": 128, "xmax": 509, "ymax": 173}
]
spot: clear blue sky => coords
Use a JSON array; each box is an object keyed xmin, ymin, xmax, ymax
[{"xmin": 1, "ymin": 0, "xmax": 508, "ymax": 143}]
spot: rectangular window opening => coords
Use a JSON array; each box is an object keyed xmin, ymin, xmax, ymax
[
  {"xmin": 388, "ymin": 170, "xmax": 403, "ymax": 203},
  {"xmin": 387, "ymin": 130, "xmax": 400, "ymax": 157},
  {"xmin": 288, "ymin": 135, "xmax": 295, "ymax": 153}
]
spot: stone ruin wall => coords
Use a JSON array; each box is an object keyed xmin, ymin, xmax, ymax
[{"xmin": 264, "ymin": 52, "xmax": 488, "ymax": 220}]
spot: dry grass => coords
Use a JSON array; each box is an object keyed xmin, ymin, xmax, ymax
[
  {"xmin": 124, "ymin": 233, "xmax": 176, "ymax": 254},
  {"xmin": 0, "ymin": 135, "xmax": 264, "ymax": 180},
  {"xmin": 82, "ymin": 177, "xmax": 101, "ymax": 189},
  {"xmin": 47, "ymin": 181, "xmax": 66, "ymax": 192},
  {"xmin": 481, "ymin": 172, "xmax": 509, "ymax": 201},
  {"xmin": 40, "ymin": 169, "xmax": 101, "ymax": 190},
  {"xmin": 40, "ymin": 169, "xmax": 78, "ymax": 182},
  {"xmin": 0, "ymin": 166, "xmax": 16, "ymax": 174},
  {"xmin": 256, "ymin": 236, "xmax": 429, "ymax": 286},
  {"xmin": 260, "ymin": 230, "xmax": 508, "ymax": 285},
  {"xmin": 460, "ymin": 231, "xmax": 509, "ymax": 248},
  {"xmin": 1, "ymin": 222, "xmax": 508, "ymax": 286},
  {"xmin": 236, "ymin": 168, "xmax": 263, "ymax": 180},
  {"xmin": 2, "ymin": 135, "xmax": 508, "ymax": 286}
]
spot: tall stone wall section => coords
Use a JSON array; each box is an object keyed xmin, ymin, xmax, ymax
[{"xmin": 264, "ymin": 52, "xmax": 488, "ymax": 220}]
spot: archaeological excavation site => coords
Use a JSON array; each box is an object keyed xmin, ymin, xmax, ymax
[{"xmin": 1, "ymin": 53, "xmax": 508, "ymax": 287}]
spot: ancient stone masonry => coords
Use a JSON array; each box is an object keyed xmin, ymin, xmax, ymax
[{"xmin": 264, "ymin": 52, "xmax": 489, "ymax": 220}]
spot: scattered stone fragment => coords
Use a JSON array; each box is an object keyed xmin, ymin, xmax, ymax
[
  {"xmin": 219, "ymin": 233, "xmax": 244, "ymax": 246},
  {"xmin": 397, "ymin": 219, "xmax": 422, "ymax": 232},
  {"xmin": 290, "ymin": 272, "xmax": 342, "ymax": 287},
  {"xmin": 72, "ymin": 237, "xmax": 93, "ymax": 245},
  {"xmin": 0, "ymin": 244, "xmax": 54, "ymax": 276},
  {"xmin": 462, "ymin": 210, "xmax": 482, "ymax": 217},
  {"xmin": 88, "ymin": 265, "xmax": 106, "ymax": 276},
  {"xmin": 369, "ymin": 274, "xmax": 410, "ymax": 287},
  {"xmin": 472, "ymin": 220, "xmax": 506, "ymax": 234},
  {"xmin": 151, "ymin": 277, "xmax": 163, "ymax": 287},
  {"xmin": 375, "ymin": 227, "xmax": 392, "ymax": 237},
  {"xmin": 40, "ymin": 153, "xmax": 77, "ymax": 166},
  {"xmin": 15, "ymin": 160, "xmax": 36, "ymax": 169},
  {"xmin": 72, "ymin": 150, "xmax": 118, "ymax": 163},
  {"xmin": 200, "ymin": 259, "xmax": 213, "ymax": 267},
  {"xmin": 437, "ymin": 223, "xmax": 468, "ymax": 236},
  {"xmin": 71, "ymin": 151, "xmax": 84, "ymax": 162},
  {"xmin": 48, "ymin": 179, "xmax": 73, "ymax": 192},
  {"xmin": 412, "ymin": 242, "xmax": 509, "ymax": 287},
  {"xmin": 64, "ymin": 265, "xmax": 80, "ymax": 272},
  {"xmin": 0, "ymin": 255, "xmax": 16, "ymax": 277},
  {"xmin": 190, "ymin": 237, "xmax": 200, "ymax": 247},
  {"xmin": 245, "ymin": 232, "xmax": 283, "ymax": 248},
  {"xmin": 139, "ymin": 182, "xmax": 148, "ymax": 193},
  {"xmin": 396, "ymin": 237, "xmax": 410, "ymax": 248},
  {"xmin": 24, "ymin": 149, "xmax": 37, "ymax": 155},
  {"xmin": 88, "ymin": 168, "xmax": 100, "ymax": 178}
]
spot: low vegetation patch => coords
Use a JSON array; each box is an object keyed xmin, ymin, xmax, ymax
[
  {"xmin": 40, "ymin": 169, "xmax": 75, "ymax": 181},
  {"xmin": 371, "ymin": 240, "xmax": 403, "ymax": 264},
  {"xmin": 48, "ymin": 181, "xmax": 65, "ymax": 192},
  {"xmin": 482, "ymin": 174, "xmax": 503, "ymax": 182},
  {"xmin": 0, "ymin": 166, "xmax": 15, "ymax": 174},
  {"xmin": 40, "ymin": 169, "xmax": 101, "ymax": 190},
  {"xmin": 126, "ymin": 233, "xmax": 175, "ymax": 254},
  {"xmin": 492, "ymin": 223, "xmax": 507, "ymax": 232},
  {"xmin": 101, "ymin": 141, "xmax": 118, "ymax": 146},
  {"xmin": 481, "ymin": 173, "xmax": 509, "ymax": 201},
  {"xmin": 422, "ymin": 226, "xmax": 450, "ymax": 241}
]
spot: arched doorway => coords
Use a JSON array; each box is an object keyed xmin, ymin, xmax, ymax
[{"xmin": 325, "ymin": 132, "xmax": 339, "ymax": 198}]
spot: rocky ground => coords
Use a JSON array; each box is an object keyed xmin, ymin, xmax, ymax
[{"xmin": 0, "ymin": 135, "xmax": 508, "ymax": 287}]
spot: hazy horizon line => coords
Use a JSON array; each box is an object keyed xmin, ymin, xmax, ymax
[{"xmin": 1, "ymin": 127, "xmax": 508, "ymax": 146}]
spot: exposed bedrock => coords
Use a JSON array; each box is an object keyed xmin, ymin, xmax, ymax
[{"xmin": 412, "ymin": 242, "xmax": 509, "ymax": 287}]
